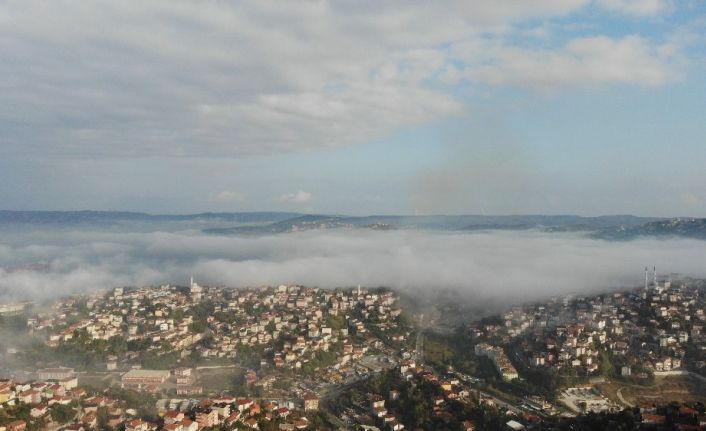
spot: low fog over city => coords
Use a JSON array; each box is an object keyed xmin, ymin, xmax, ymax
[
  {"xmin": 2, "ymin": 1, "xmax": 706, "ymax": 430},
  {"xmin": 2, "ymin": 223, "xmax": 706, "ymax": 304}
]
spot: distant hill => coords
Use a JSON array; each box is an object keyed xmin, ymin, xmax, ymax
[
  {"xmin": 204, "ymin": 214, "xmax": 353, "ymax": 234},
  {"xmin": 0, "ymin": 210, "xmax": 300, "ymax": 224},
  {"xmin": 204, "ymin": 214, "xmax": 663, "ymax": 235},
  {"xmin": 6, "ymin": 211, "xmax": 702, "ymax": 240},
  {"xmin": 592, "ymin": 218, "xmax": 706, "ymax": 240},
  {"xmin": 0, "ymin": 210, "xmax": 302, "ymax": 232}
]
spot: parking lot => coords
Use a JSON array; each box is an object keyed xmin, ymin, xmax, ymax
[{"xmin": 560, "ymin": 387, "xmax": 620, "ymax": 414}]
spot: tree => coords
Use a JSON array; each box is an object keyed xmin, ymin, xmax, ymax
[
  {"xmin": 96, "ymin": 406, "xmax": 113, "ymax": 430},
  {"xmin": 326, "ymin": 315, "xmax": 346, "ymax": 331},
  {"xmin": 107, "ymin": 335, "xmax": 128, "ymax": 356},
  {"xmin": 189, "ymin": 320, "xmax": 207, "ymax": 333},
  {"xmin": 599, "ymin": 350, "xmax": 616, "ymax": 377},
  {"xmin": 50, "ymin": 404, "xmax": 76, "ymax": 424}
]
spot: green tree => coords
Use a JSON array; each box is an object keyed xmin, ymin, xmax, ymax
[
  {"xmin": 50, "ymin": 404, "xmax": 76, "ymax": 424},
  {"xmin": 599, "ymin": 350, "xmax": 616, "ymax": 377}
]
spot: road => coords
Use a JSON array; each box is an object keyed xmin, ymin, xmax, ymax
[
  {"xmin": 616, "ymin": 387, "xmax": 631, "ymax": 406},
  {"xmin": 195, "ymin": 364, "xmax": 240, "ymax": 370},
  {"xmin": 319, "ymin": 376, "xmax": 364, "ymax": 403},
  {"xmin": 476, "ymin": 388, "xmax": 521, "ymax": 414},
  {"xmin": 415, "ymin": 313, "xmax": 425, "ymax": 365},
  {"xmin": 318, "ymin": 377, "xmax": 366, "ymax": 430}
]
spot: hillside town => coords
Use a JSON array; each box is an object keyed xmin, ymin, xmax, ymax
[
  {"xmin": 1, "ymin": 281, "xmax": 410, "ymax": 430},
  {"xmin": 467, "ymin": 269, "xmax": 706, "ymax": 386},
  {"xmin": 1, "ymin": 272, "xmax": 706, "ymax": 430}
]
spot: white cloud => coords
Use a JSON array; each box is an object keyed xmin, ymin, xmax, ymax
[
  {"xmin": 209, "ymin": 191, "xmax": 246, "ymax": 204},
  {"xmin": 459, "ymin": 35, "xmax": 678, "ymax": 89},
  {"xmin": 682, "ymin": 192, "xmax": 703, "ymax": 207},
  {"xmin": 596, "ymin": 0, "xmax": 672, "ymax": 16},
  {"xmin": 279, "ymin": 190, "xmax": 313, "ymax": 203},
  {"xmin": 0, "ymin": 1, "xmax": 685, "ymax": 158}
]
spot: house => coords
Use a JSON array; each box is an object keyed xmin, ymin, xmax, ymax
[
  {"xmin": 106, "ymin": 356, "xmax": 118, "ymax": 370},
  {"xmin": 236, "ymin": 398, "xmax": 254, "ymax": 412},
  {"xmin": 49, "ymin": 395, "xmax": 73, "ymax": 405},
  {"xmin": 125, "ymin": 419, "xmax": 156, "ymax": 431},
  {"xmin": 641, "ymin": 414, "xmax": 666, "ymax": 425},
  {"xmin": 30, "ymin": 405, "xmax": 49, "ymax": 418},
  {"xmin": 82, "ymin": 412, "xmax": 97, "ymax": 428},
  {"xmin": 293, "ymin": 418, "xmax": 309, "ymax": 429},
  {"xmin": 303, "ymin": 393, "xmax": 319, "ymax": 411},
  {"xmin": 226, "ymin": 412, "xmax": 241, "ymax": 425},
  {"xmin": 106, "ymin": 409, "xmax": 124, "ymax": 428},
  {"xmin": 174, "ymin": 368, "xmax": 192, "ymax": 378},
  {"xmin": 680, "ymin": 406, "xmax": 698, "ymax": 417},
  {"xmin": 179, "ymin": 419, "xmax": 198, "ymax": 431},
  {"xmin": 506, "ymin": 420, "xmax": 525, "ymax": 431},
  {"xmin": 59, "ymin": 377, "xmax": 78, "ymax": 390},
  {"xmin": 195, "ymin": 409, "xmax": 219, "ymax": 428},
  {"xmin": 163, "ymin": 411, "xmax": 185, "ymax": 424},
  {"xmin": 18, "ymin": 390, "xmax": 41, "ymax": 404},
  {"xmin": 370, "ymin": 396, "xmax": 385, "ymax": 410},
  {"xmin": 6, "ymin": 421, "xmax": 26, "ymax": 431},
  {"xmin": 639, "ymin": 402, "xmax": 657, "ymax": 413},
  {"xmin": 212, "ymin": 403, "xmax": 231, "ymax": 418},
  {"xmin": 244, "ymin": 417, "xmax": 259, "ymax": 429}
]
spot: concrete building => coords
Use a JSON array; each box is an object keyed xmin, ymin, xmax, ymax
[
  {"xmin": 303, "ymin": 393, "xmax": 319, "ymax": 411},
  {"xmin": 121, "ymin": 369, "xmax": 170, "ymax": 389},
  {"xmin": 37, "ymin": 367, "xmax": 75, "ymax": 381}
]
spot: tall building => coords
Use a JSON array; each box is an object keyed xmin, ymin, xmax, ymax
[{"xmin": 190, "ymin": 276, "xmax": 203, "ymax": 302}]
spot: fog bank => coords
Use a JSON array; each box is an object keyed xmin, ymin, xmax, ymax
[{"xmin": 1, "ymin": 229, "xmax": 706, "ymax": 303}]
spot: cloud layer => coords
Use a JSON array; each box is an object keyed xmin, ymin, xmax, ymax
[
  {"xmin": 0, "ymin": 1, "xmax": 686, "ymax": 158},
  {"xmin": 279, "ymin": 191, "xmax": 314, "ymax": 204},
  {"xmin": 2, "ymin": 228, "xmax": 706, "ymax": 305},
  {"xmin": 209, "ymin": 191, "xmax": 247, "ymax": 204},
  {"xmin": 596, "ymin": 0, "xmax": 672, "ymax": 16},
  {"xmin": 455, "ymin": 35, "xmax": 678, "ymax": 89}
]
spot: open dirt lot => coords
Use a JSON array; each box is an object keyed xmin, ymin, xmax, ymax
[
  {"xmin": 597, "ymin": 375, "xmax": 706, "ymax": 406},
  {"xmin": 196, "ymin": 366, "xmax": 243, "ymax": 393}
]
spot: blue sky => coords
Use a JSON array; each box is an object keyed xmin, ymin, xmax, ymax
[{"xmin": 1, "ymin": 0, "xmax": 705, "ymax": 216}]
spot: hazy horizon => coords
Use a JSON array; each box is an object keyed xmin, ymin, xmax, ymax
[
  {"xmin": 2, "ymin": 0, "xmax": 706, "ymax": 311},
  {"xmin": 0, "ymin": 208, "xmax": 696, "ymax": 218}
]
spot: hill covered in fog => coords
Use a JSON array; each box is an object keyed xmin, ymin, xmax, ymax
[{"xmin": 4, "ymin": 211, "xmax": 706, "ymax": 241}]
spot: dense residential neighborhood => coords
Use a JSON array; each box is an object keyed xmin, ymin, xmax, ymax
[
  {"xmin": 464, "ymin": 272, "xmax": 706, "ymax": 405},
  {"xmin": 1, "ymin": 282, "xmax": 408, "ymax": 430},
  {"xmin": 1, "ymin": 273, "xmax": 706, "ymax": 430}
]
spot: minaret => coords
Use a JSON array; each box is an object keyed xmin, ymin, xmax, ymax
[
  {"xmin": 190, "ymin": 275, "xmax": 194, "ymax": 289},
  {"xmin": 357, "ymin": 284, "xmax": 361, "ymax": 297},
  {"xmin": 653, "ymin": 266, "xmax": 658, "ymax": 289},
  {"xmin": 190, "ymin": 275, "xmax": 202, "ymax": 302},
  {"xmin": 645, "ymin": 267, "xmax": 649, "ymax": 290}
]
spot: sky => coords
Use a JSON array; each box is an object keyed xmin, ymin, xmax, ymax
[{"xmin": 1, "ymin": 0, "xmax": 706, "ymax": 216}]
